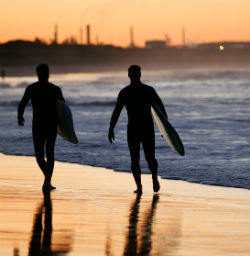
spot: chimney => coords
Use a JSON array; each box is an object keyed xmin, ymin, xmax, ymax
[
  {"xmin": 130, "ymin": 26, "xmax": 135, "ymax": 47},
  {"xmin": 54, "ymin": 24, "xmax": 58, "ymax": 44},
  {"xmin": 86, "ymin": 24, "xmax": 90, "ymax": 45},
  {"xmin": 182, "ymin": 27, "xmax": 186, "ymax": 46},
  {"xmin": 80, "ymin": 27, "xmax": 83, "ymax": 45}
]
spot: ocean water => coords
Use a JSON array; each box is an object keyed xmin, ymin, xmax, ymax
[{"xmin": 0, "ymin": 68, "xmax": 249, "ymax": 189}]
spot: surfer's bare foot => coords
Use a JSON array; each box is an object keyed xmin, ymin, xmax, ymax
[
  {"xmin": 152, "ymin": 176, "xmax": 160, "ymax": 192},
  {"xmin": 134, "ymin": 186, "xmax": 142, "ymax": 194},
  {"xmin": 42, "ymin": 183, "xmax": 56, "ymax": 191}
]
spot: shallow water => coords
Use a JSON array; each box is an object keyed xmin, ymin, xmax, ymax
[{"xmin": 0, "ymin": 68, "xmax": 249, "ymax": 189}]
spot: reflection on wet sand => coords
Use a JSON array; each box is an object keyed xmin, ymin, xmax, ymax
[
  {"xmin": 123, "ymin": 194, "xmax": 182, "ymax": 256},
  {"xmin": 105, "ymin": 228, "xmax": 113, "ymax": 256},
  {"xmin": 13, "ymin": 248, "xmax": 19, "ymax": 256},
  {"xmin": 28, "ymin": 191, "xmax": 72, "ymax": 256},
  {"xmin": 139, "ymin": 194, "xmax": 159, "ymax": 255},
  {"xmin": 123, "ymin": 194, "xmax": 159, "ymax": 256},
  {"xmin": 0, "ymin": 154, "xmax": 248, "ymax": 256},
  {"xmin": 8, "ymin": 189, "xmax": 181, "ymax": 255},
  {"xmin": 103, "ymin": 194, "xmax": 181, "ymax": 256}
]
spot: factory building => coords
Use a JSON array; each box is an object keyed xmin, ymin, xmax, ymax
[{"xmin": 145, "ymin": 40, "xmax": 166, "ymax": 49}]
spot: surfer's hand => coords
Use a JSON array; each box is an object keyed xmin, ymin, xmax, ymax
[
  {"xmin": 108, "ymin": 129, "xmax": 115, "ymax": 144},
  {"xmin": 18, "ymin": 117, "xmax": 25, "ymax": 126}
]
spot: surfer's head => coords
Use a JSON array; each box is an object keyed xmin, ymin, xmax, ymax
[
  {"xmin": 36, "ymin": 64, "xmax": 49, "ymax": 82},
  {"xmin": 128, "ymin": 65, "xmax": 141, "ymax": 83}
]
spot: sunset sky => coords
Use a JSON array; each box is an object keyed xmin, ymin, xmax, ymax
[{"xmin": 0, "ymin": 0, "xmax": 249, "ymax": 47}]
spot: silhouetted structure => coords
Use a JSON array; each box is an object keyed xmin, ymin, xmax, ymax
[
  {"xmin": 79, "ymin": 27, "xmax": 83, "ymax": 45},
  {"xmin": 86, "ymin": 24, "xmax": 91, "ymax": 45},
  {"xmin": 17, "ymin": 64, "xmax": 65, "ymax": 190},
  {"xmin": 53, "ymin": 25, "xmax": 58, "ymax": 44},
  {"xmin": 165, "ymin": 34, "xmax": 171, "ymax": 46},
  {"xmin": 145, "ymin": 40, "xmax": 166, "ymax": 48},
  {"xmin": 198, "ymin": 41, "xmax": 249, "ymax": 49},
  {"xmin": 108, "ymin": 65, "xmax": 167, "ymax": 193},
  {"xmin": 1, "ymin": 40, "xmax": 248, "ymax": 74},
  {"xmin": 182, "ymin": 27, "xmax": 186, "ymax": 47},
  {"xmin": 129, "ymin": 27, "xmax": 135, "ymax": 48}
]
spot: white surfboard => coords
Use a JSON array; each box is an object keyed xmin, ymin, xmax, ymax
[
  {"xmin": 151, "ymin": 102, "xmax": 184, "ymax": 156},
  {"xmin": 56, "ymin": 100, "xmax": 78, "ymax": 144}
]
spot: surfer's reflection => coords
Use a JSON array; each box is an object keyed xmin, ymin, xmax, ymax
[
  {"xmin": 123, "ymin": 194, "xmax": 159, "ymax": 256},
  {"xmin": 13, "ymin": 248, "xmax": 19, "ymax": 256},
  {"xmin": 28, "ymin": 191, "xmax": 72, "ymax": 256}
]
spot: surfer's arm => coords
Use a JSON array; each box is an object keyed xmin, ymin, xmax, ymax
[
  {"xmin": 153, "ymin": 91, "xmax": 168, "ymax": 119},
  {"xmin": 108, "ymin": 92, "xmax": 124, "ymax": 143},
  {"xmin": 17, "ymin": 86, "xmax": 31, "ymax": 126}
]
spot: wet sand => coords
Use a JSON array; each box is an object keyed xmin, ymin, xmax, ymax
[{"xmin": 0, "ymin": 153, "xmax": 249, "ymax": 256}]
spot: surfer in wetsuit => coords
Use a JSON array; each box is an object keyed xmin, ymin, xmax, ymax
[
  {"xmin": 108, "ymin": 65, "xmax": 167, "ymax": 194},
  {"xmin": 17, "ymin": 64, "xmax": 65, "ymax": 190}
]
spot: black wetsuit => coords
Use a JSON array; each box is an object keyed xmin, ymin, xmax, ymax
[
  {"xmin": 18, "ymin": 81, "xmax": 65, "ymax": 175},
  {"xmin": 110, "ymin": 83, "xmax": 166, "ymax": 186}
]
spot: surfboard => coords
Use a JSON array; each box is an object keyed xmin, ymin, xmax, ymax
[
  {"xmin": 56, "ymin": 100, "xmax": 78, "ymax": 144},
  {"xmin": 151, "ymin": 101, "xmax": 184, "ymax": 156}
]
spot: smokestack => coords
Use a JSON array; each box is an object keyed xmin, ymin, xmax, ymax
[
  {"xmin": 86, "ymin": 24, "xmax": 90, "ymax": 45},
  {"xmin": 54, "ymin": 24, "xmax": 58, "ymax": 44},
  {"xmin": 182, "ymin": 27, "xmax": 186, "ymax": 47},
  {"xmin": 79, "ymin": 27, "xmax": 83, "ymax": 44},
  {"xmin": 130, "ymin": 26, "xmax": 134, "ymax": 47},
  {"xmin": 80, "ymin": 27, "xmax": 83, "ymax": 45}
]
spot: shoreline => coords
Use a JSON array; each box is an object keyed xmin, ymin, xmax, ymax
[
  {"xmin": 0, "ymin": 152, "xmax": 249, "ymax": 191},
  {"xmin": 0, "ymin": 153, "xmax": 249, "ymax": 255}
]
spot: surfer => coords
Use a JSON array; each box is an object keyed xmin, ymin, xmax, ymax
[
  {"xmin": 108, "ymin": 65, "xmax": 167, "ymax": 194},
  {"xmin": 17, "ymin": 64, "xmax": 65, "ymax": 190}
]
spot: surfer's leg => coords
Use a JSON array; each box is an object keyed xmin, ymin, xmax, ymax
[
  {"xmin": 142, "ymin": 132, "xmax": 160, "ymax": 192},
  {"xmin": 44, "ymin": 127, "xmax": 57, "ymax": 190},
  {"xmin": 128, "ymin": 132, "xmax": 142, "ymax": 193},
  {"xmin": 142, "ymin": 131, "xmax": 158, "ymax": 174},
  {"xmin": 33, "ymin": 127, "xmax": 47, "ymax": 177}
]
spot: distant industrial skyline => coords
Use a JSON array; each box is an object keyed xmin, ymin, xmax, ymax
[
  {"xmin": 1, "ymin": 0, "xmax": 249, "ymax": 47},
  {"xmin": 2, "ymin": 23, "xmax": 248, "ymax": 49}
]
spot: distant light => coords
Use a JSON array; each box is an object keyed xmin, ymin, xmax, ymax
[{"xmin": 219, "ymin": 45, "xmax": 224, "ymax": 51}]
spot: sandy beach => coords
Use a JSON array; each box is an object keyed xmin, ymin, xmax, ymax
[{"xmin": 0, "ymin": 153, "xmax": 249, "ymax": 256}]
